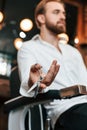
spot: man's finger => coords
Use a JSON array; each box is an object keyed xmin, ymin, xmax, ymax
[
  {"xmin": 47, "ymin": 60, "xmax": 59, "ymax": 78},
  {"xmin": 31, "ymin": 64, "xmax": 42, "ymax": 72},
  {"xmin": 54, "ymin": 64, "xmax": 60, "ymax": 76},
  {"xmin": 41, "ymin": 60, "xmax": 60, "ymax": 86}
]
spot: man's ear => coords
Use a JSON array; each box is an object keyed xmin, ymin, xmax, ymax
[{"xmin": 37, "ymin": 14, "xmax": 45, "ymax": 24}]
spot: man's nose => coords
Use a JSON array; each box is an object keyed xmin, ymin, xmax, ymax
[{"xmin": 59, "ymin": 12, "xmax": 66, "ymax": 20}]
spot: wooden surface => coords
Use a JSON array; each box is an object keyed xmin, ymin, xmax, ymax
[
  {"xmin": 0, "ymin": 78, "xmax": 10, "ymax": 130},
  {"xmin": 0, "ymin": 79, "xmax": 10, "ymax": 99}
]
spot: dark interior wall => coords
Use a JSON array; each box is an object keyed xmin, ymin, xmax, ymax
[{"xmin": 66, "ymin": 3, "xmax": 78, "ymax": 45}]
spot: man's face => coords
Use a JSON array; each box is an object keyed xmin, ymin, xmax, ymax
[{"xmin": 44, "ymin": 2, "xmax": 66, "ymax": 34}]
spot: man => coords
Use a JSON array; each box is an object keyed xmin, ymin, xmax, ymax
[{"xmin": 17, "ymin": 0, "xmax": 87, "ymax": 129}]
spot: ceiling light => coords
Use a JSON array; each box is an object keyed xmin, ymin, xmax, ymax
[
  {"xmin": 0, "ymin": 11, "xmax": 4, "ymax": 23},
  {"xmin": 19, "ymin": 31, "xmax": 26, "ymax": 38},
  {"xmin": 74, "ymin": 37, "xmax": 79, "ymax": 44},
  {"xmin": 58, "ymin": 33, "xmax": 69, "ymax": 44},
  {"xmin": 14, "ymin": 38, "xmax": 23, "ymax": 50},
  {"xmin": 20, "ymin": 18, "xmax": 33, "ymax": 32}
]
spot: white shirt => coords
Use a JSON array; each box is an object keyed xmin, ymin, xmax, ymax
[{"xmin": 17, "ymin": 34, "xmax": 87, "ymax": 128}]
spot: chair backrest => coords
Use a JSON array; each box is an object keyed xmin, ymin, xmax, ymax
[{"xmin": 10, "ymin": 66, "xmax": 21, "ymax": 98}]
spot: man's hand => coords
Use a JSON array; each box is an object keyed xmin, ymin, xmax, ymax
[{"xmin": 28, "ymin": 60, "xmax": 60, "ymax": 89}]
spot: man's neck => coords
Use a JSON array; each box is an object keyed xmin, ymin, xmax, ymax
[{"xmin": 40, "ymin": 29, "xmax": 61, "ymax": 52}]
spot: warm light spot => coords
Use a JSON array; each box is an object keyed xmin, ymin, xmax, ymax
[
  {"xmin": 74, "ymin": 37, "xmax": 79, "ymax": 44},
  {"xmin": 14, "ymin": 38, "xmax": 23, "ymax": 50},
  {"xmin": 58, "ymin": 33, "xmax": 69, "ymax": 44},
  {"xmin": 20, "ymin": 18, "xmax": 33, "ymax": 32},
  {"xmin": 0, "ymin": 11, "xmax": 4, "ymax": 23}
]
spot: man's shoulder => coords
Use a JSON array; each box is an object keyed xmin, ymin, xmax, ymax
[
  {"xmin": 21, "ymin": 35, "xmax": 40, "ymax": 48},
  {"xmin": 65, "ymin": 44, "xmax": 79, "ymax": 52},
  {"xmin": 61, "ymin": 43, "xmax": 81, "ymax": 57},
  {"xmin": 65, "ymin": 44, "xmax": 82, "ymax": 58},
  {"xmin": 65, "ymin": 44, "xmax": 75, "ymax": 49},
  {"xmin": 22, "ymin": 39, "xmax": 36, "ymax": 47}
]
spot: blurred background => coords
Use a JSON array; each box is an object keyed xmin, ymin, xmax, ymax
[{"xmin": 0, "ymin": 0, "xmax": 86, "ymax": 130}]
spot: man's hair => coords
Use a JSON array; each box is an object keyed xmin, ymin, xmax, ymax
[{"xmin": 35, "ymin": 0, "xmax": 64, "ymax": 28}]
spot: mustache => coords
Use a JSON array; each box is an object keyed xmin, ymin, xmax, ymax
[{"xmin": 57, "ymin": 20, "xmax": 66, "ymax": 26}]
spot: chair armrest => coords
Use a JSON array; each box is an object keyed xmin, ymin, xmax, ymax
[
  {"xmin": 4, "ymin": 90, "xmax": 60, "ymax": 113},
  {"xmin": 4, "ymin": 85, "xmax": 86, "ymax": 113}
]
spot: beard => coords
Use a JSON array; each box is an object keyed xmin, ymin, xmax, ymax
[{"xmin": 45, "ymin": 20, "xmax": 66, "ymax": 35}]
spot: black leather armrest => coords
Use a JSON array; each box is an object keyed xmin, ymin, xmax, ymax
[
  {"xmin": 4, "ymin": 85, "xmax": 86, "ymax": 113},
  {"xmin": 4, "ymin": 90, "xmax": 60, "ymax": 113}
]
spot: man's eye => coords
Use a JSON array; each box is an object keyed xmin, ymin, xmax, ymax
[{"xmin": 53, "ymin": 11, "xmax": 59, "ymax": 14}]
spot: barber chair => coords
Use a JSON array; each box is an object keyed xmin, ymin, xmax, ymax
[{"xmin": 4, "ymin": 66, "xmax": 87, "ymax": 130}]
